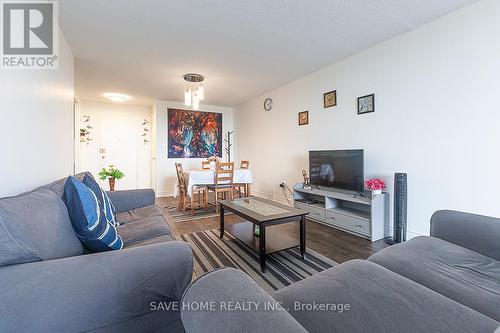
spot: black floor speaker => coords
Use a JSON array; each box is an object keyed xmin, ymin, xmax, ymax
[
  {"xmin": 393, "ymin": 173, "xmax": 407, "ymax": 243},
  {"xmin": 385, "ymin": 173, "xmax": 407, "ymax": 245}
]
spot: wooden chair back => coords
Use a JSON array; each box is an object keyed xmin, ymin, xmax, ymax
[
  {"xmin": 215, "ymin": 162, "xmax": 234, "ymax": 186},
  {"xmin": 240, "ymin": 160, "xmax": 250, "ymax": 169},
  {"xmin": 201, "ymin": 160, "xmax": 211, "ymax": 170},
  {"xmin": 175, "ymin": 162, "xmax": 185, "ymax": 189}
]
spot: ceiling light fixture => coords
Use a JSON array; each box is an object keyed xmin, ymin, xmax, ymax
[
  {"xmin": 103, "ymin": 92, "xmax": 130, "ymax": 103},
  {"xmin": 183, "ymin": 73, "xmax": 205, "ymax": 110}
]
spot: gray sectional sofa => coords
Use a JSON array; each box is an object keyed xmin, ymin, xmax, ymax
[
  {"xmin": 181, "ymin": 210, "xmax": 500, "ymax": 333},
  {"xmin": 0, "ymin": 172, "xmax": 193, "ymax": 332}
]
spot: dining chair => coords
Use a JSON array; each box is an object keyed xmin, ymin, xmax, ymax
[
  {"xmin": 175, "ymin": 162, "xmax": 208, "ymax": 215},
  {"xmin": 201, "ymin": 160, "xmax": 211, "ymax": 170},
  {"xmin": 234, "ymin": 160, "xmax": 250, "ymax": 198},
  {"xmin": 174, "ymin": 162, "xmax": 186, "ymax": 210},
  {"xmin": 207, "ymin": 162, "xmax": 234, "ymax": 213}
]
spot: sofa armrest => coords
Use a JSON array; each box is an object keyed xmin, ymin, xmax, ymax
[
  {"xmin": 181, "ymin": 268, "xmax": 307, "ymax": 333},
  {"xmin": 0, "ymin": 241, "xmax": 193, "ymax": 332},
  {"xmin": 431, "ymin": 210, "xmax": 500, "ymax": 260},
  {"xmin": 107, "ymin": 189, "xmax": 156, "ymax": 213}
]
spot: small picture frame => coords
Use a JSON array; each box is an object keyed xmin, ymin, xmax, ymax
[
  {"xmin": 357, "ymin": 94, "xmax": 375, "ymax": 114},
  {"xmin": 298, "ymin": 111, "xmax": 309, "ymax": 126},
  {"xmin": 323, "ymin": 90, "xmax": 337, "ymax": 108}
]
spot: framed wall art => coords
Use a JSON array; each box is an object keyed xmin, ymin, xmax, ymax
[
  {"xmin": 323, "ymin": 90, "xmax": 337, "ymax": 108},
  {"xmin": 298, "ymin": 111, "xmax": 309, "ymax": 126},
  {"xmin": 167, "ymin": 108, "xmax": 222, "ymax": 158},
  {"xmin": 357, "ymin": 94, "xmax": 375, "ymax": 114}
]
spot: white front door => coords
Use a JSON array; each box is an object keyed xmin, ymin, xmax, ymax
[{"xmin": 98, "ymin": 118, "xmax": 139, "ymax": 190}]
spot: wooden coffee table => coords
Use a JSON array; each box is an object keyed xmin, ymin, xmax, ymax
[{"xmin": 219, "ymin": 197, "xmax": 309, "ymax": 272}]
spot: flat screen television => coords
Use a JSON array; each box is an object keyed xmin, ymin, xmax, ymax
[{"xmin": 309, "ymin": 150, "xmax": 364, "ymax": 191}]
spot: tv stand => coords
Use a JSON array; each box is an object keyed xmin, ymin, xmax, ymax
[{"xmin": 293, "ymin": 184, "xmax": 389, "ymax": 242}]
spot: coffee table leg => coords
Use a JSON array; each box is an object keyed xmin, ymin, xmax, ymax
[
  {"xmin": 259, "ymin": 225, "xmax": 266, "ymax": 273},
  {"xmin": 219, "ymin": 205, "xmax": 224, "ymax": 238},
  {"xmin": 300, "ymin": 215, "xmax": 307, "ymax": 260}
]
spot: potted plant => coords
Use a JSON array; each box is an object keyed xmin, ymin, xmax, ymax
[
  {"xmin": 80, "ymin": 128, "xmax": 88, "ymax": 142},
  {"xmin": 365, "ymin": 178, "xmax": 386, "ymax": 197},
  {"xmin": 98, "ymin": 165, "xmax": 125, "ymax": 191}
]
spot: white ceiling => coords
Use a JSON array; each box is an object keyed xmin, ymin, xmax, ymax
[{"xmin": 60, "ymin": 0, "xmax": 477, "ymax": 107}]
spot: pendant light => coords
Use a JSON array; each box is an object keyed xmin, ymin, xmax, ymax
[{"xmin": 183, "ymin": 73, "xmax": 205, "ymax": 110}]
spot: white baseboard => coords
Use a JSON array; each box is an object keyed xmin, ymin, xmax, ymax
[
  {"xmin": 387, "ymin": 226, "xmax": 425, "ymax": 240},
  {"xmin": 156, "ymin": 191, "xmax": 174, "ymax": 198}
]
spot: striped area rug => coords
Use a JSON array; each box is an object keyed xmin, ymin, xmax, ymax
[
  {"xmin": 163, "ymin": 204, "xmax": 231, "ymax": 223},
  {"xmin": 174, "ymin": 229, "xmax": 337, "ymax": 293}
]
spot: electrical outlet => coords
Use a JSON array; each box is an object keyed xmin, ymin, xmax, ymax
[{"xmin": 279, "ymin": 182, "xmax": 286, "ymax": 188}]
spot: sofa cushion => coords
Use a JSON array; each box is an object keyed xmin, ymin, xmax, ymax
[
  {"xmin": 125, "ymin": 235, "xmax": 174, "ymax": 248},
  {"xmin": 42, "ymin": 172, "xmax": 89, "ymax": 198},
  {"xmin": 63, "ymin": 176, "xmax": 123, "ymax": 252},
  {"xmin": 83, "ymin": 174, "xmax": 117, "ymax": 226},
  {"xmin": 274, "ymin": 260, "xmax": 499, "ymax": 333},
  {"xmin": 0, "ymin": 188, "xmax": 83, "ymax": 266},
  {"xmin": 368, "ymin": 236, "xmax": 500, "ymax": 322},
  {"xmin": 119, "ymin": 216, "xmax": 172, "ymax": 248},
  {"xmin": 116, "ymin": 205, "xmax": 164, "ymax": 225}
]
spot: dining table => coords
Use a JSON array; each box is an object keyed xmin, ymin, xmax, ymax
[{"xmin": 174, "ymin": 168, "xmax": 254, "ymax": 197}]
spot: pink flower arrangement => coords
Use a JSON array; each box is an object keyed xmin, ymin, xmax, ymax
[{"xmin": 365, "ymin": 178, "xmax": 386, "ymax": 191}]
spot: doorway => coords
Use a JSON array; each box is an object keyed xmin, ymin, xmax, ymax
[{"xmin": 76, "ymin": 101, "xmax": 152, "ymax": 191}]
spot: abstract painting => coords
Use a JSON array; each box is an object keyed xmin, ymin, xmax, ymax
[{"xmin": 167, "ymin": 108, "xmax": 222, "ymax": 158}]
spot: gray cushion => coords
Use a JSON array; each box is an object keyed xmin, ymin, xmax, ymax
[
  {"xmin": 41, "ymin": 172, "xmax": 89, "ymax": 198},
  {"xmin": 119, "ymin": 215, "xmax": 172, "ymax": 248},
  {"xmin": 181, "ymin": 268, "xmax": 308, "ymax": 333},
  {"xmin": 0, "ymin": 188, "xmax": 83, "ymax": 266},
  {"xmin": 106, "ymin": 189, "xmax": 156, "ymax": 214},
  {"xmin": 116, "ymin": 205, "xmax": 164, "ymax": 225},
  {"xmin": 89, "ymin": 308, "xmax": 183, "ymax": 333},
  {"xmin": 274, "ymin": 260, "xmax": 499, "ymax": 333},
  {"xmin": 431, "ymin": 210, "xmax": 500, "ymax": 261},
  {"xmin": 125, "ymin": 235, "xmax": 174, "ymax": 248},
  {"xmin": 368, "ymin": 236, "xmax": 500, "ymax": 321},
  {"xmin": 0, "ymin": 241, "xmax": 193, "ymax": 332}
]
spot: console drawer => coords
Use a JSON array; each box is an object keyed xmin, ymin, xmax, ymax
[
  {"xmin": 294, "ymin": 202, "xmax": 325, "ymax": 220},
  {"xmin": 326, "ymin": 210, "xmax": 370, "ymax": 235}
]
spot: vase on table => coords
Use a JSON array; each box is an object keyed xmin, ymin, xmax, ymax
[
  {"xmin": 108, "ymin": 178, "xmax": 116, "ymax": 191},
  {"xmin": 371, "ymin": 189, "xmax": 382, "ymax": 198}
]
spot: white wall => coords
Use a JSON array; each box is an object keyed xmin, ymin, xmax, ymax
[
  {"xmin": 235, "ymin": 0, "xmax": 500, "ymax": 237},
  {"xmin": 154, "ymin": 101, "xmax": 234, "ymax": 197},
  {"xmin": 77, "ymin": 101, "xmax": 152, "ymax": 189},
  {"xmin": 0, "ymin": 30, "xmax": 74, "ymax": 197}
]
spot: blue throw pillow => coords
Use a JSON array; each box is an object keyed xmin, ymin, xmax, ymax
[
  {"xmin": 63, "ymin": 176, "xmax": 122, "ymax": 252},
  {"xmin": 83, "ymin": 174, "xmax": 118, "ymax": 226}
]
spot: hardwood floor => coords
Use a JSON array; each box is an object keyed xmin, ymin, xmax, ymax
[{"xmin": 156, "ymin": 196, "xmax": 389, "ymax": 264}]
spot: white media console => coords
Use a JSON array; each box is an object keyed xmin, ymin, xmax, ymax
[{"xmin": 293, "ymin": 184, "xmax": 389, "ymax": 242}]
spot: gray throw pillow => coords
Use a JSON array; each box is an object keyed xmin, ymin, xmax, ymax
[{"xmin": 0, "ymin": 188, "xmax": 83, "ymax": 267}]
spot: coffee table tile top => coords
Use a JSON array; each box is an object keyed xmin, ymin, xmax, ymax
[{"xmin": 231, "ymin": 198, "xmax": 289, "ymax": 216}]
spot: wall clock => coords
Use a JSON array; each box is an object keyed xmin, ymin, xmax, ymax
[{"xmin": 264, "ymin": 98, "xmax": 273, "ymax": 111}]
